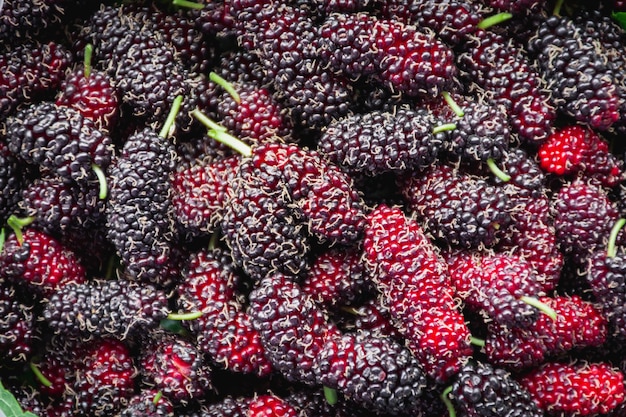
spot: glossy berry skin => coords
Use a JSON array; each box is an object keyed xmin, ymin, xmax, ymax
[
  {"xmin": 449, "ymin": 361, "xmax": 543, "ymax": 417},
  {"xmin": 519, "ymin": 361, "xmax": 626, "ymax": 417},
  {"xmin": 0, "ymin": 142, "xmax": 25, "ymax": 225},
  {"xmin": 0, "ymin": 228, "xmax": 86, "ymax": 298},
  {"xmin": 538, "ymin": 125, "xmax": 623, "ymax": 187},
  {"xmin": 363, "ymin": 205, "xmax": 472, "ymax": 383},
  {"xmin": 0, "ymin": 285, "xmax": 36, "ymax": 364},
  {"xmin": 117, "ymin": 389, "xmax": 175, "ymax": 417},
  {"xmin": 5, "ymin": 102, "xmax": 113, "ymax": 184},
  {"xmin": 314, "ymin": 333, "xmax": 427, "ymax": 415},
  {"xmin": 248, "ymin": 274, "xmax": 342, "ymax": 386},
  {"xmin": 247, "ymin": 395, "xmax": 299, "ymax": 417},
  {"xmin": 485, "ymin": 296, "xmax": 608, "ymax": 371},
  {"xmin": 587, "ymin": 249, "xmax": 626, "ymax": 339}
]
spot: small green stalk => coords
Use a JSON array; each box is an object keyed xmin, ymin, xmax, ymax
[
  {"xmin": 208, "ymin": 230, "xmax": 220, "ymax": 251},
  {"xmin": 83, "ymin": 44, "xmax": 93, "ymax": 78},
  {"xmin": 209, "ymin": 71, "xmax": 241, "ymax": 104},
  {"xmin": 191, "ymin": 109, "xmax": 227, "ymax": 132},
  {"xmin": 193, "ymin": 109, "xmax": 252, "ymax": 156},
  {"xmin": 470, "ymin": 336, "xmax": 485, "ymax": 348},
  {"xmin": 552, "ymin": 0, "xmax": 564, "ymax": 16},
  {"xmin": 167, "ymin": 311, "xmax": 203, "ymax": 321},
  {"xmin": 7, "ymin": 215, "xmax": 35, "ymax": 245},
  {"xmin": 323, "ymin": 386, "xmax": 338, "ymax": 406},
  {"xmin": 433, "ymin": 123, "xmax": 457, "ymax": 135},
  {"xmin": 30, "ymin": 361, "xmax": 53, "ymax": 388},
  {"xmin": 486, "ymin": 158, "xmax": 511, "ymax": 182},
  {"xmin": 0, "ymin": 228, "xmax": 5, "ymax": 253},
  {"xmin": 477, "ymin": 12, "xmax": 513, "ymax": 30},
  {"xmin": 172, "ymin": 0, "xmax": 204, "ymax": 9},
  {"xmin": 153, "ymin": 391, "xmax": 163, "ymax": 405},
  {"xmin": 442, "ymin": 91, "xmax": 464, "ymax": 117},
  {"xmin": 159, "ymin": 95, "xmax": 184, "ymax": 138},
  {"xmin": 520, "ymin": 296, "xmax": 557, "ymax": 321},
  {"xmin": 441, "ymin": 386, "xmax": 457, "ymax": 417},
  {"xmin": 91, "ymin": 164, "xmax": 108, "ymax": 200},
  {"xmin": 607, "ymin": 218, "xmax": 626, "ymax": 258}
]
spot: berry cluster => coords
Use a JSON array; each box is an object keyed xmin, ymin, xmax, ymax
[{"xmin": 2, "ymin": 1, "xmax": 626, "ymax": 417}]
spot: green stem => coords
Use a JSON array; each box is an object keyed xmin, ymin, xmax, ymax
[
  {"xmin": 191, "ymin": 109, "xmax": 227, "ymax": 132},
  {"xmin": 552, "ymin": 0, "xmax": 564, "ymax": 16},
  {"xmin": 323, "ymin": 386, "xmax": 338, "ymax": 406},
  {"xmin": 0, "ymin": 228, "xmax": 5, "ymax": 253},
  {"xmin": 442, "ymin": 91, "xmax": 464, "ymax": 117},
  {"xmin": 209, "ymin": 71, "xmax": 241, "ymax": 104},
  {"xmin": 172, "ymin": 0, "xmax": 204, "ymax": 9},
  {"xmin": 441, "ymin": 386, "xmax": 456, "ymax": 417},
  {"xmin": 7, "ymin": 215, "xmax": 35, "ymax": 245},
  {"xmin": 477, "ymin": 12, "xmax": 513, "ymax": 29},
  {"xmin": 486, "ymin": 158, "xmax": 511, "ymax": 182},
  {"xmin": 208, "ymin": 230, "xmax": 220, "ymax": 251},
  {"xmin": 153, "ymin": 391, "xmax": 163, "ymax": 405},
  {"xmin": 432, "ymin": 123, "xmax": 457, "ymax": 135},
  {"xmin": 91, "ymin": 164, "xmax": 108, "ymax": 200},
  {"xmin": 159, "ymin": 95, "xmax": 184, "ymax": 138},
  {"xmin": 83, "ymin": 44, "xmax": 93, "ymax": 78},
  {"xmin": 30, "ymin": 361, "xmax": 53, "ymax": 388},
  {"xmin": 607, "ymin": 218, "xmax": 626, "ymax": 258},
  {"xmin": 208, "ymin": 129, "xmax": 252, "ymax": 157},
  {"xmin": 167, "ymin": 311, "xmax": 203, "ymax": 321},
  {"xmin": 470, "ymin": 336, "xmax": 485, "ymax": 347},
  {"xmin": 520, "ymin": 296, "xmax": 557, "ymax": 321}
]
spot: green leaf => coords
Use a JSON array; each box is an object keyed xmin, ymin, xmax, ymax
[
  {"xmin": 0, "ymin": 380, "xmax": 38, "ymax": 417},
  {"xmin": 612, "ymin": 12, "xmax": 626, "ymax": 30}
]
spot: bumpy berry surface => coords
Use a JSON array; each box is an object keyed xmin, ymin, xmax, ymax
[
  {"xmin": 117, "ymin": 389, "xmax": 175, "ymax": 417},
  {"xmin": 448, "ymin": 361, "xmax": 543, "ymax": 417},
  {"xmin": 43, "ymin": 279, "xmax": 169, "ymax": 340},
  {"xmin": 0, "ymin": 285, "xmax": 36, "ymax": 364},
  {"xmin": 0, "ymin": 142, "xmax": 25, "ymax": 224},
  {"xmin": 248, "ymin": 274, "xmax": 341, "ymax": 385},
  {"xmin": 247, "ymin": 394, "xmax": 299, "ymax": 417},
  {"xmin": 587, "ymin": 249, "xmax": 626, "ymax": 340}
]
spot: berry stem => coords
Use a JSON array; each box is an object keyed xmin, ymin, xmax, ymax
[
  {"xmin": 477, "ymin": 12, "xmax": 513, "ymax": 29},
  {"xmin": 159, "ymin": 95, "xmax": 184, "ymax": 138},
  {"xmin": 441, "ymin": 386, "xmax": 457, "ymax": 417},
  {"xmin": 552, "ymin": 0, "xmax": 564, "ymax": 16},
  {"xmin": 442, "ymin": 91, "xmax": 464, "ymax": 117},
  {"xmin": 208, "ymin": 230, "xmax": 220, "ymax": 251},
  {"xmin": 83, "ymin": 44, "xmax": 93, "ymax": 78},
  {"xmin": 153, "ymin": 391, "xmax": 163, "ymax": 405},
  {"xmin": 433, "ymin": 123, "xmax": 457, "ymax": 134},
  {"xmin": 607, "ymin": 218, "xmax": 626, "ymax": 258},
  {"xmin": 166, "ymin": 311, "xmax": 203, "ymax": 321},
  {"xmin": 7, "ymin": 215, "xmax": 35, "ymax": 245},
  {"xmin": 520, "ymin": 296, "xmax": 557, "ymax": 321},
  {"xmin": 91, "ymin": 164, "xmax": 108, "ymax": 200},
  {"xmin": 470, "ymin": 336, "xmax": 485, "ymax": 347},
  {"xmin": 323, "ymin": 386, "xmax": 338, "ymax": 405},
  {"xmin": 172, "ymin": 0, "xmax": 204, "ymax": 9},
  {"xmin": 29, "ymin": 361, "xmax": 53, "ymax": 388},
  {"xmin": 0, "ymin": 228, "xmax": 5, "ymax": 253},
  {"xmin": 191, "ymin": 109, "xmax": 227, "ymax": 132},
  {"xmin": 486, "ymin": 158, "xmax": 511, "ymax": 182},
  {"xmin": 209, "ymin": 71, "xmax": 241, "ymax": 104},
  {"xmin": 207, "ymin": 129, "xmax": 252, "ymax": 157}
]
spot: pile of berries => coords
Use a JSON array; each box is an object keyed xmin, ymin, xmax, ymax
[{"xmin": 2, "ymin": 0, "xmax": 626, "ymax": 416}]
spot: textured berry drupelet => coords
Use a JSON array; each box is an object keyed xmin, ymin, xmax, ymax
[
  {"xmin": 177, "ymin": 248, "xmax": 273, "ymax": 377},
  {"xmin": 198, "ymin": 395, "xmax": 251, "ymax": 417},
  {"xmin": 172, "ymin": 156, "xmax": 240, "ymax": 240},
  {"xmin": 248, "ymin": 394, "xmax": 299, "ymax": 417},
  {"xmin": 553, "ymin": 179, "xmax": 624, "ymax": 258},
  {"xmin": 0, "ymin": 227, "xmax": 86, "ymax": 298},
  {"xmin": 0, "ymin": 0, "xmax": 64, "ymax": 44},
  {"xmin": 107, "ymin": 126, "xmax": 179, "ymax": 286},
  {"xmin": 0, "ymin": 285, "xmax": 37, "ymax": 364},
  {"xmin": 314, "ymin": 333, "xmax": 427, "ymax": 415},
  {"xmin": 529, "ymin": 15, "xmax": 622, "ymax": 131},
  {"xmin": 489, "ymin": 147, "xmax": 546, "ymax": 198},
  {"xmin": 301, "ymin": 248, "xmax": 372, "ymax": 310},
  {"xmin": 5, "ymin": 102, "xmax": 113, "ymax": 184},
  {"xmin": 43, "ymin": 279, "xmax": 170, "ymax": 340},
  {"xmin": 458, "ymin": 30, "xmax": 555, "ymax": 144},
  {"xmin": 248, "ymin": 273, "xmax": 341, "ymax": 385},
  {"xmin": 117, "ymin": 389, "xmax": 175, "ymax": 417},
  {"xmin": 318, "ymin": 108, "xmax": 446, "ymax": 177},
  {"xmin": 18, "ymin": 173, "xmax": 107, "ymax": 239},
  {"xmin": 399, "ymin": 163, "xmax": 511, "ymax": 249},
  {"xmin": 587, "ymin": 249, "xmax": 626, "ymax": 340},
  {"xmin": 485, "ymin": 295, "xmax": 608, "ymax": 371},
  {"xmin": 55, "ymin": 60, "xmax": 119, "ymax": 134},
  {"xmin": 519, "ymin": 361, "xmax": 626, "ymax": 417},
  {"xmin": 0, "ymin": 142, "xmax": 25, "ymax": 225},
  {"xmin": 363, "ymin": 205, "xmax": 473, "ymax": 383},
  {"xmin": 372, "ymin": 19, "xmax": 458, "ymax": 97},
  {"xmin": 447, "ymin": 361, "xmax": 543, "ymax": 417},
  {"xmin": 283, "ymin": 148, "xmax": 367, "ymax": 245},
  {"xmin": 71, "ymin": 338, "xmax": 136, "ymax": 416},
  {"xmin": 140, "ymin": 331, "xmax": 213, "ymax": 405},
  {"xmin": 445, "ymin": 251, "xmax": 545, "ymax": 328},
  {"xmin": 380, "ymin": 0, "xmax": 484, "ymax": 46},
  {"xmin": 538, "ymin": 125, "xmax": 623, "ymax": 187},
  {"xmin": 0, "ymin": 41, "xmax": 73, "ymax": 119}
]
